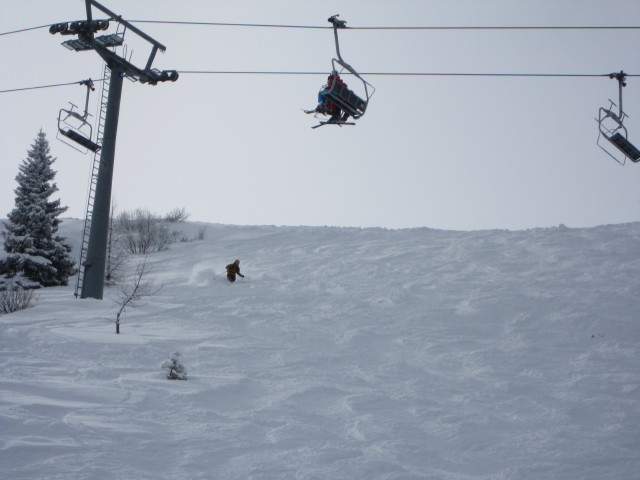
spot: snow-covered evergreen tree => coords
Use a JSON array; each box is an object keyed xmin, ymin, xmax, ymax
[{"xmin": 0, "ymin": 130, "xmax": 75, "ymax": 287}]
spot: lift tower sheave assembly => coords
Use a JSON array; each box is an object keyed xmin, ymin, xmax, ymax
[{"xmin": 51, "ymin": 0, "xmax": 178, "ymax": 299}]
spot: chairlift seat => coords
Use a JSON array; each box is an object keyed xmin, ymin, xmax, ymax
[
  {"xmin": 608, "ymin": 132, "xmax": 640, "ymax": 162},
  {"xmin": 60, "ymin": 128, "xmax": 101, "ymax": 153},
  {"xmin": 325, "ymin": 82, "xmax": 367, "ymax": 118}
]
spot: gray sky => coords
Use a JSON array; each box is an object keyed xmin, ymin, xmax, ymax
[{"xmin": 1, "ymin": 0, "xmax": 639, "ymax": 230}]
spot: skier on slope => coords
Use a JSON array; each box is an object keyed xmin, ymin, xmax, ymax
[{"xmin": 225, "ymin": 259, "xmax": 245, "ymax": 283}]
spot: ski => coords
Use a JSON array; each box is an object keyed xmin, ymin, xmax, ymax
[{"xmin": 312, "ymin": 121, "xmax": 356, "ymax": 129}]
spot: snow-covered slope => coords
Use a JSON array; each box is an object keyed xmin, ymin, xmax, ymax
[{"xmin": 1, "ymin": 220, "xmax": 639, "ymax": 479}]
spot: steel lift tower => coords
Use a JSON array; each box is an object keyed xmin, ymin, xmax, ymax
[{"xmin": 50, "ymin": 0, "xmax": 178, "ymax": 299}]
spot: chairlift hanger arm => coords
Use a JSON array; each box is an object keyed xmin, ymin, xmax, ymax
[
  {"xmin": 328, "ymin": 14, "xmax": 360, "ymax": 77},
  {"xmin": 327, "ymin": 14, "xmax": 375, "ymax": 100},
  {"xmin": 609, "ymin": 70, "xmax": 627, "ymax": 119},
  {"xmin": 80, "ymin": 79, "xmax": 94, "ymax": 119},
  {"xmin": 328, "ymin": 15, "xmax": 347, "ymax": 64}
]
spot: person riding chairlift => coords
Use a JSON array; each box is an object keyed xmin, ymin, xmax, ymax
[{"xmin": 314, "ymin": 70, "xmax": 350, "ymax": 123}]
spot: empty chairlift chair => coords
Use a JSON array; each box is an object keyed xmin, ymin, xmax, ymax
[
  {"xmin": 57, "ymin": 79, "xmax": 101, "ymax": 154},
  {"xmin": 597, "ymin": 71, "xmax": 640, "ymax": 164}
]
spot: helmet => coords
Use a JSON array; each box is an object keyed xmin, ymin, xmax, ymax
[{"xmin": 234, "ymin": 259, "xmax": 240, "ymax": 264}]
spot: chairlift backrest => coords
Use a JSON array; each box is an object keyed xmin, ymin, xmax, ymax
[
  {"xmin": 325, "ymin": 81, "xmax": 367, "ymax": 118},
  {"xmin": 608, "ymin": 132, "xmax": 640, "ymax": 163}
]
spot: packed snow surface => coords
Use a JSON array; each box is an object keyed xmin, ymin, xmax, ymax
[{"xmin": 1, "ymin": 220, "xmax": 639, "ymax": 480}]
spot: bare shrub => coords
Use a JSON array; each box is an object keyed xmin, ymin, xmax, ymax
[
  {"xmin": 179, "ymin": 226, "xmax": 206, "ymax": 243},
  {"xmin": 121, "ymin": 225, "xmax": 175, "ymax": 255},
  {"xmin": 115, "ymin": 208, "xmax": 160, "ymax": 234},
  {"xmin": 163, "ymin": 207, "xmax": 189, "ymax": 223},
  {"xmin": 111, "ymin": 208, "xmax": 198, "ymax": 255},
  {"xmin": 114, "ymin": 209, "xmax": 179, "ymax": 255},
  {"xmin": 0, "ymin": 283, "xmax": 36, "ymax": 314}
]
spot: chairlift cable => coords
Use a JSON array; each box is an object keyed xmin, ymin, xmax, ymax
[
  {"xmin": 0, "ymin": 79, "xmax": 105, "ymax": 94},
  {"xmin": 3, "ymin": 71, "xmax": 640, "ymax": 95},
  {"xmin": 128, "ymin": 21, "xmax": 640, "ymax": 31},
  {"xmin": 0, "ymin": 24, "xmax": 50, "ymax": 36},
  {"xmin": 3, "ymin": 21, "xmax": 640, "ymax": 37},
  {"xmin": 130, "ymin": 20, "xmax": 327, "ymax": 29},
  {"xmin": 176, "ymin": 71, "xmax": 640, "ymax": 78},
  {"xmin": 345, "ymin": 25, "xmax": 640, "ymax": 30}
]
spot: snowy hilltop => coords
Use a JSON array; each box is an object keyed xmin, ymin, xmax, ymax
[{"xmin": 1, "ymin": 219, "xmax": 639, "ymax": 480}]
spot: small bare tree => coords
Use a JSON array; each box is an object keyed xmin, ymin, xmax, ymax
[{"xmin": 114, "ymin": 258, "xmax": 161, "ymax": 334}]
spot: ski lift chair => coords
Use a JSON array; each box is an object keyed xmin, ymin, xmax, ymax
[
  {"xmin": 57, "ymin": 80, "xmax": 101, "ymax": 154},
  {"xmin": 57, "ymin": 106, "xmax": 101, "ymax": 153},
  {"xmin": 597, "ymin": 104, "xmax": 640, "ymax": 164},
  {"xmin": 305, "ymin": 15, "xmax": 375, "ymax": 128},
  {"xmin": 596, "ymin": 71, "xmax": 640, "ymax": 164},
  {"xmin": 323, "ymin": 15, "xmax": 375, "ymax": 121}
]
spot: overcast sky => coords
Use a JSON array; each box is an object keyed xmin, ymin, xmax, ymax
[{"xmin": 1, "ymin": 0, "xmax": 639, "ymax": 231}]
